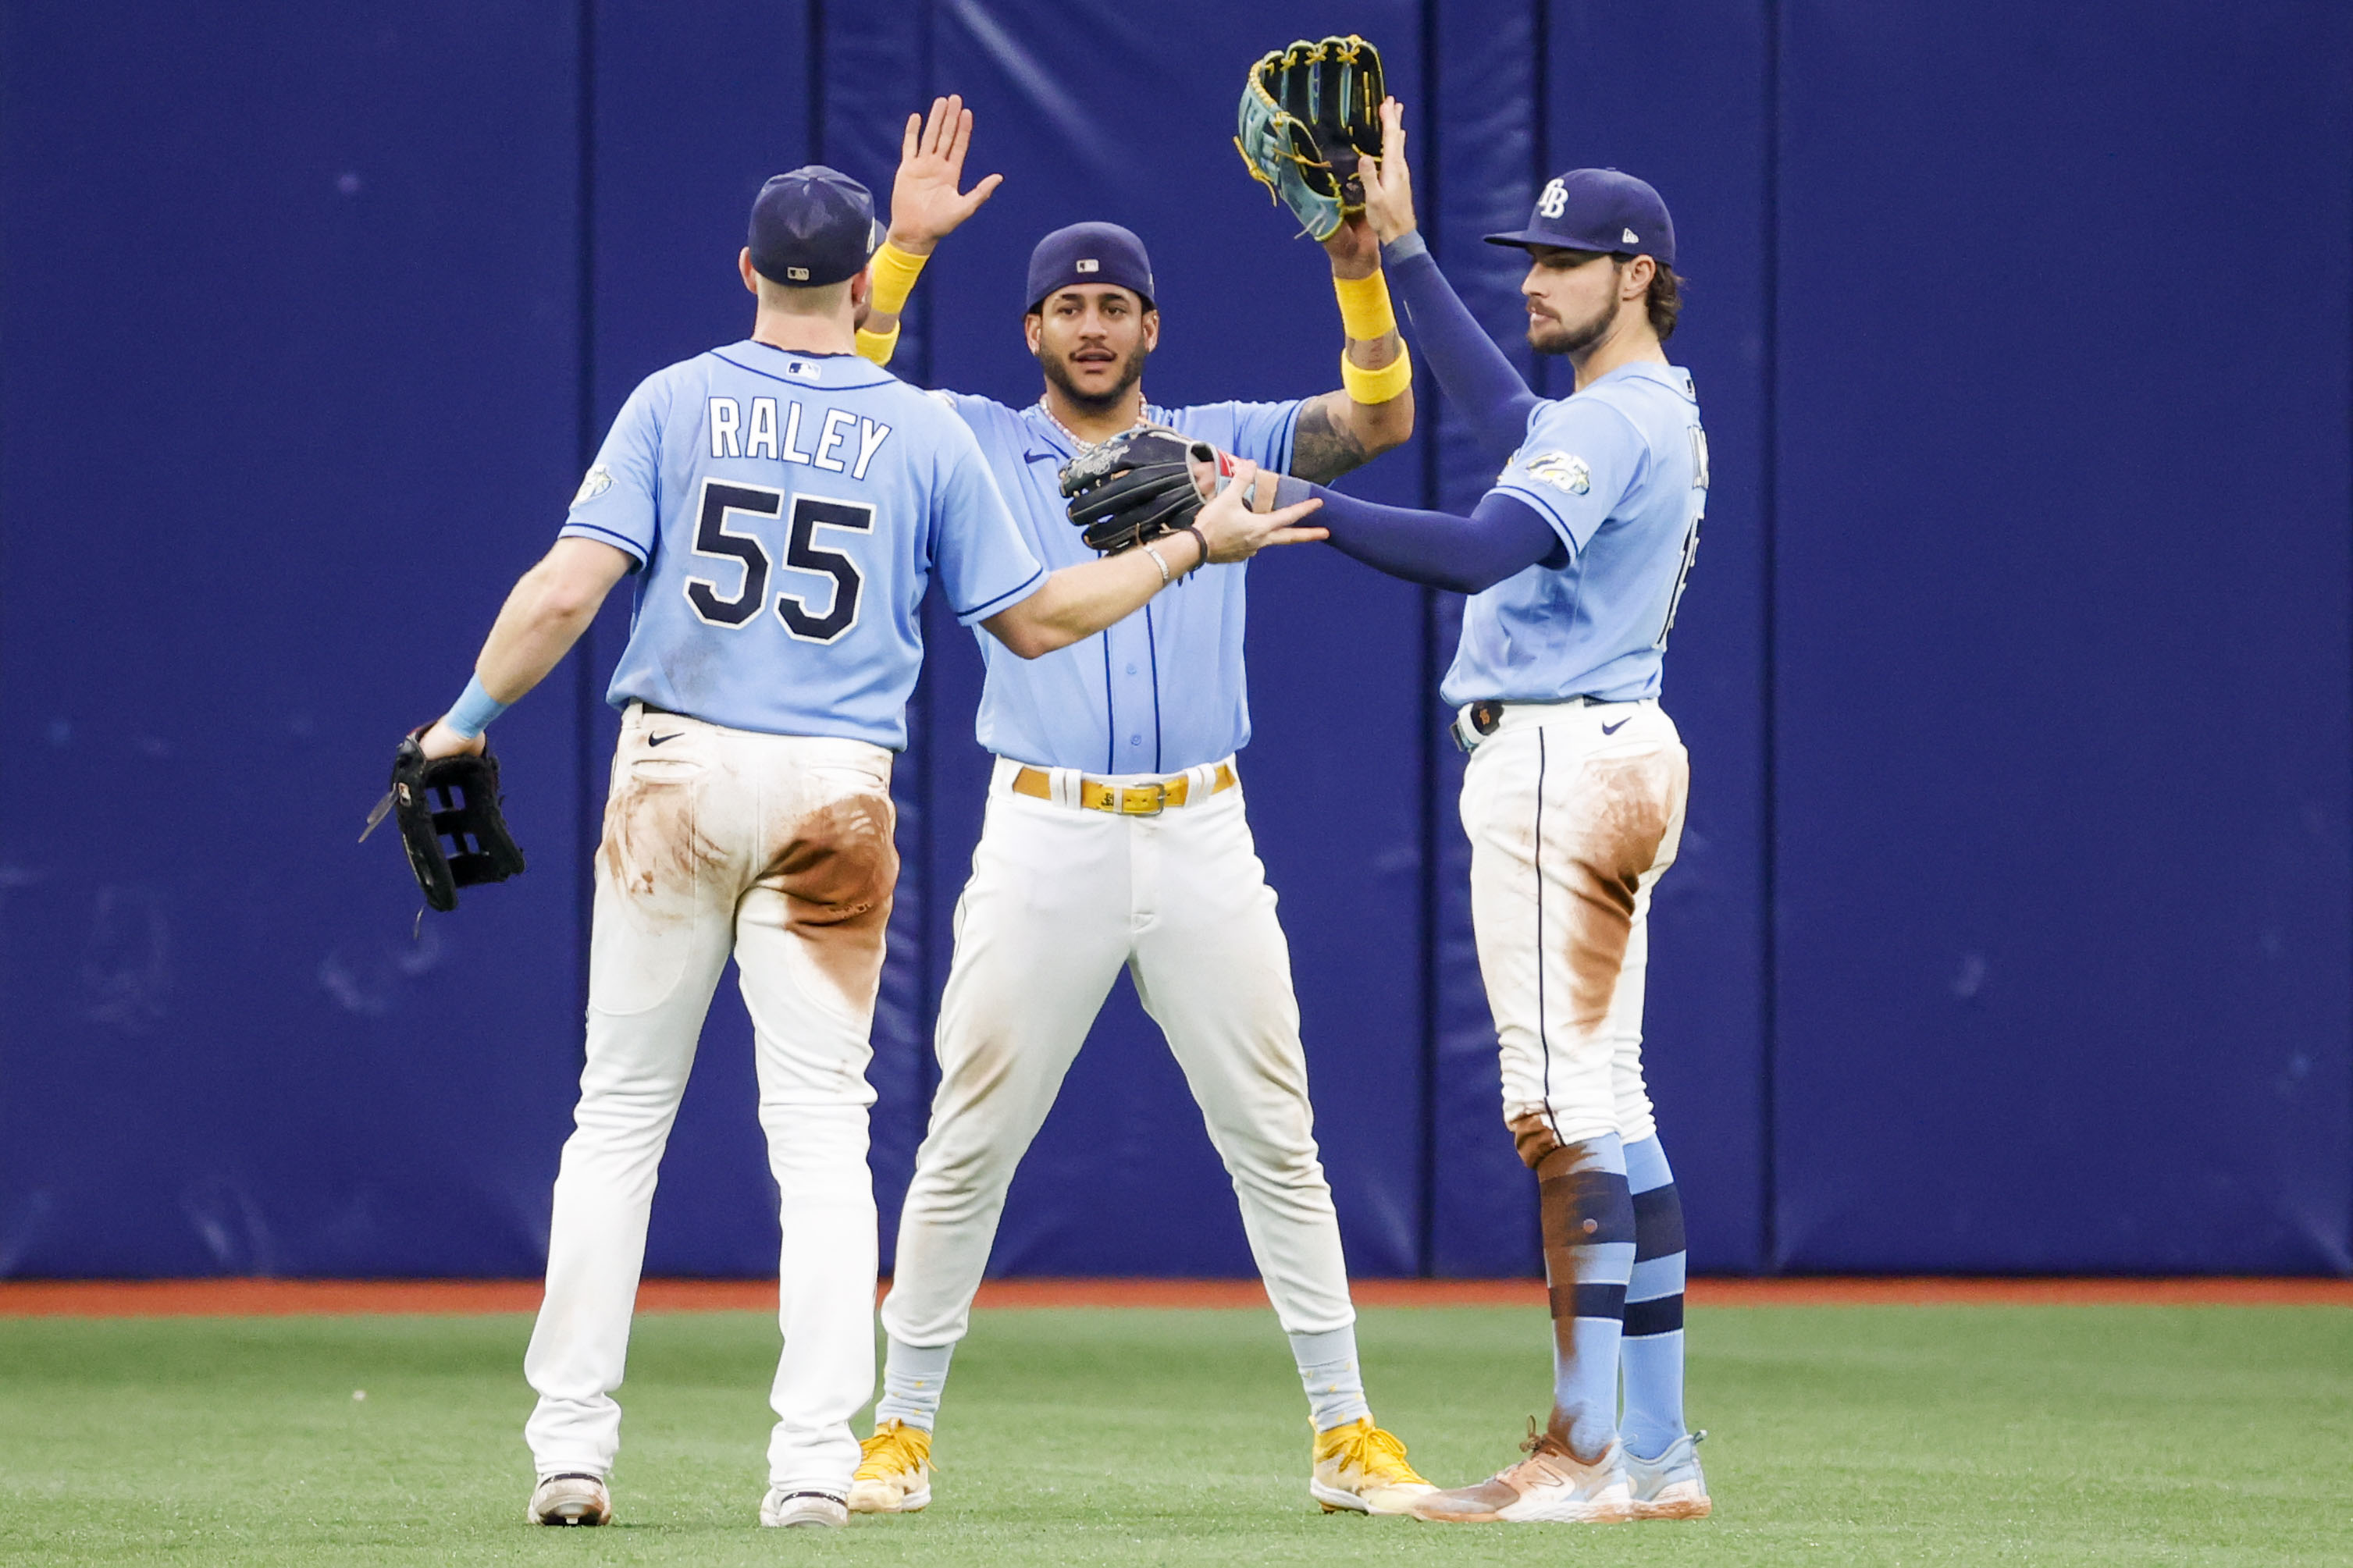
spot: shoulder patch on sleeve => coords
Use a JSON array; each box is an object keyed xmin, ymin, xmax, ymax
[
  {"xmin": 1522, "ymin": 450, "xmax": 1591, "ymax": 496},
  {"xmin": 572, "ymin": 464, "xmax": 614, "ymax": 506}
]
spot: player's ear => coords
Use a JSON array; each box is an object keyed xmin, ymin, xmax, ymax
[
  {"xmin": 1141, "ymin": 308, "xmax": 1160, "ymax": 354},
  {"xmin": 1622, "ymin": 254, "xmax": 1655, "ymax": 300},
  {"xmin": 739, "ymin": 248, "xmax": 759, "ymax": 295},
  {"xmin": 1023, "ymin": 311, "xmax": 1044, "ymax": 357}
]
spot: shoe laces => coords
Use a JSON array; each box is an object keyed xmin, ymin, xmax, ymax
[
  {"xmin": 1325, "ymin": 1420, "xmax": 1429, "ymax": 1485},
  {"xmin": 854, "ymin": 1419, "xmax": 934, "ymax": 1480},
  {"xmin": 1518, "ymin": 1415, "xmax": 1575, "ymax": 1462}
]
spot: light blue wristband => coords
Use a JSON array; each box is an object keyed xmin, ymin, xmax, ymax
[
  {"xmin": 1379, "ymin": 229, "xmax": 1430, "ymax": 266},
  {"xmin": 443, "ymin": 674, "xmax": 510, "ymax": 740}
]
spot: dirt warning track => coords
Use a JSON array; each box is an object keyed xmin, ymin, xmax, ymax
[{"xmin": 0, "ymin": 1275, "xmax": 2346, "ymax": 1317}]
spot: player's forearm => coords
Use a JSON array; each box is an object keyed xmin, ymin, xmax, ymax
[
  {"xmin": 1310, "ymin": 486, "xmax": 1558, "ymax": 594},
  {"xmin": 1381, "ymin": 232, "xmax": 1540, "ymax": 462},
  {"xmin": 472, "ymin": 541, "xmax": 630, "ymax": 703},
  {"xmin": 984, "ymin": 545, "xmax": 1191, "ymax": 659},
  {"xmin": 1291, "ymin": 261, "xmax": 1417, "ymax": 482}
]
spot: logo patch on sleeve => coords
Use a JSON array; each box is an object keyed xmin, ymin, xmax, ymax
[
  {"xmin": 572, "ymin": 464, "xmax": 614, "ymax": 506},
  {"xmin": 1523, "ymin": 450, "xmax": 1591, "ymax": 496}
]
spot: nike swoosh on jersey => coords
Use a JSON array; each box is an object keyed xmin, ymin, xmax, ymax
[
  {"xmin": 648, "ymin": 732, "xmax": 683, "ymax": 746},
  {"xmin": 1600, "ymin": 716, "xmax": 1632, "ymax": 735}
]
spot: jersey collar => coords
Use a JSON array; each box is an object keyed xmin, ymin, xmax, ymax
[
  {"xmin": 1587, "ymin": 360, "xmax": 1696, "ymax": 402},
  {"xmin": 718, "ymin": 339, "xmax": 897, "ymax": 391}
]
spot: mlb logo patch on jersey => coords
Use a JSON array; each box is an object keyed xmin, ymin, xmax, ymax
[
  {"xmin": 1525, "ymin": 450, "xmax": 1591, "ymax": 496},
  {"xmin": 784, "ymin": 360, "xmax": 823, "ymax": 382},
  {"xmin": 573, "ymin": 464, "xmax": 614, "ymax": 505}
]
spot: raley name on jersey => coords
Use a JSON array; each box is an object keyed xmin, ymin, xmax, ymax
[{"xmin": 707, "ymin": 396, "xmax": 892, "ymax": 480}]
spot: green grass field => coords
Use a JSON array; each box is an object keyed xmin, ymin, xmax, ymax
[{"xmin": 2, "ymin": 1303, "xmax": 2346, "ymax": 1565}]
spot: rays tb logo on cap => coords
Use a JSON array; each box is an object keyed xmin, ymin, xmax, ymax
[
  {"xmin": 748, "ymin": 166, "xmax": 884, "ymax": 288},
  {"xmin": 1489, "ymin": 168, "xmax": 1676, "ymax": 268},
  {"xmin": 1024, "ymin": 221, "xmax": 1157, "ymax": 311}
]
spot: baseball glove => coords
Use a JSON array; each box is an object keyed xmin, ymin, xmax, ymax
[
  {"xmin": 361, "ymin": 731, "xmax": 527, "ymax": 912},
  {"xmin": 1233, "ymin": 35, "xmax": 1386, "ymax": 242},
  {"xmin": 1061, "ymin": 429, "xmax": 1226, "ymax": 555}
]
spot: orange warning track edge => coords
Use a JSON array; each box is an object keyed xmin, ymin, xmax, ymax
[{"xmin": 0, "ymin": 1275, "xmax": 2347, "ymax": 1317}]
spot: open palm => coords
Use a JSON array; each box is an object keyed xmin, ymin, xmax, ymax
[{"xmin": 888, "ymin": 94, "xmax": 1003, "ymax": 250}]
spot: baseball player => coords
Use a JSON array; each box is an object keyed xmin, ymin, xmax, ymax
[
  {"xmin": 406, "ymin": 139, "xmax": 1321, "ymax": 1532},
  {"xmin": 825, "ymin": 99, "xmax": 1435, "ymax": 1515},
  {"xmin": 1160, "ymin": 101, "xmax": 1711, "ymax": 1523}
]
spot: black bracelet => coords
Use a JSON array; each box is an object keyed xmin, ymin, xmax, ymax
[{"xmin": 1180, "ymin": 522, "xmax": 1211, "ymax": 573}]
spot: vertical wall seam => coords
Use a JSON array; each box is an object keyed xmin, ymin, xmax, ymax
[
  {"xmin": 808, "ymin": 0, "xmax": 827, "ymax": 166},
  {"xmin": 573, "ymin": 0, "xmax": 600, "ymax": 1053},
  {"xmin": 1413, "ymin": 0, "xmax": 1443, "ymax": 1278},
  {"xmin": 915, "ymin": 0, "xmax": 942, "ymax": 1120},
  {"xmin": 1758, "ymin": 0, "xmax": 1782, "ymax": 1275}
]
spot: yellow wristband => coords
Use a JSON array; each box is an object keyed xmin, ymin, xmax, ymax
[
  {"xmin": 1333, "ymin": 268, "xmax": 1397, "ymax": 341},
  {"xmin": 854, "ymin": 323, "xmax": 900, "ymax": 367},
  {"xmin": 1340, "ymin": 341, "xmax": 1413, "ymax": 405},
  {"xmin": 867, "ymin": 242, "xmax": 930, "ymax": 317}
]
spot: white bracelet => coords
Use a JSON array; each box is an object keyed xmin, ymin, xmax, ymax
[{"xmin": 1141, "ymin": 542, "xmax": 1172, "ymax": 585}]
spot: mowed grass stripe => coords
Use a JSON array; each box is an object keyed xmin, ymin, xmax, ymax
[{"xmin": 1, "ymin": 1305, "xmax": 2345, "ymax": 1566}]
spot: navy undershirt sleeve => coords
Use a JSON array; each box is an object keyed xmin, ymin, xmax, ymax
[
  {"xmin": 1308, "ymin": 485, "xmax": 1564, "ymax": 595},
  {"xmin": 1382, "ymin": 231, "xmax": 1540, "ymax": 464}
]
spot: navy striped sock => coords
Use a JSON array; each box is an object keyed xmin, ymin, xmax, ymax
[
  {"xmin": 1537, "ymin": 1132, "xmax": 1633, "ymax": 1460},
  {"xmin": 1619, "ymin": 1133, "xmax": 1687, "ymax": 1461}
]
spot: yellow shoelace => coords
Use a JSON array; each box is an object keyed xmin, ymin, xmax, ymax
[
  {"xmin": 853, "ymin": 1420, "xmax": 933, "ymax": 1480},
  {"xmin": 1327, "ymin": 1421, "xmax": 1429, "ymax": 1484}
]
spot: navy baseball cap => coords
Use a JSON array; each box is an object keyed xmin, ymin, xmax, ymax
[
  {"xmin": 748, "ymin": 166, "xmax": 883, "ymax": 288},
  {"xmin": 1485, "ymin": 169, "xmax": 1676, "ymax": 269},
  {"xmin": 1024, "ymin": 222, "xmax": 1156, "ymax": 312}
]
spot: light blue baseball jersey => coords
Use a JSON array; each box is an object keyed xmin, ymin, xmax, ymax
[
  {"xmin": 559, "ymin": 343, "xmax": 1045, "ymax": 749},
  {"xmin": 1441, "ymin": 361, "xmax": 1707, "ymax": 706},
  {"xmin": 936, "ymin": 393, "xmax": 1300, "ymax": 774}
]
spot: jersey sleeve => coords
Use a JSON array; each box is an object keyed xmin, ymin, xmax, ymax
[
  {"xmin": 932, "ymin": 420, "xmax": 1047, "ymax": 626},
  {"xmin": 1207, "ymin": 399, "xmax": 1302, "ymax": 476},
  {"xmin": 1489, "ymin": 395, "xmax": 1650, "ymax": 556},
  {"xmin": 557, "ymin": 371, "xmax": 669, "ymax": 568}
]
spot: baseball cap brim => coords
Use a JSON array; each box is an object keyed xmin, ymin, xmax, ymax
[{"xmin": 1483, "ymin": 228, "xmax": 1614, "ymax": 252}]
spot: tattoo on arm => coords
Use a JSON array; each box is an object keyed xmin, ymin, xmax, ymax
[{"xmin": 1289, "ymin": 393, "xmax": 1372, "ymax": 484}]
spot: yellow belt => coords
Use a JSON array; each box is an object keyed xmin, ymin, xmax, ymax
[{"xmin": 1011, "ymin": 763, "xmax": 1237, "ymax": 816}]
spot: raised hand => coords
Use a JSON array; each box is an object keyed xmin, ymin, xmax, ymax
[
  {"xmin": 1358, "ymin": 98, "xmax": 1417, "ymax": 244},
  {"xmin": 1194, "ymin": 460, "xmax": 1327, "ymax": 563},
  {"xmin": 1320, "ymin": 211, "xmax": 1382, "ymax": 275},
  {"xmin": 887, "ymin": 94, "xmax": 1003, "ymax": 254}
]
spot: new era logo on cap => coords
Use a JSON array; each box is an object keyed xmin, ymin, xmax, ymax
[
  {"xmin": 1621, "ymin": 227, "xmax": 1639, "ymax": 244},
  {"xmin": 1076, "ymin": 258, "xmax": 1099, "ymax": 273}
]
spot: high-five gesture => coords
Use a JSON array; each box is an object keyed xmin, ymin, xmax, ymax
[
  {"xmin": 1358, "ymin": 98, "xmax": 1418, "ymax": 245},
  {"xmin": 887, "ymin": 94, "xmax": 1002, "ymax": 255}
]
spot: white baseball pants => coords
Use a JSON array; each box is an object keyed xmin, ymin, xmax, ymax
[
  {"xmin": 881, "ymin": 756, "xmax": 1354, "ymax": 1348},
  {"xmin": 1459, "ymin": 699, "xmax": 1689, "ymax": 1154},
  {"xmin": 524, "ymin": 703, "xmax": 896, "ymax": 1495}
]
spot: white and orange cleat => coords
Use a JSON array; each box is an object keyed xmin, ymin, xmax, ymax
[
  {"xmin": 1309, "ymin": 1417, "xmax": 1435, "ymax": 1514},
  {"xmin": 1624, "ymin": 1429, "xmax": 1710, "ymax": 1519},
  {"xmin": 846, "ymin": 1419, "xmax": 933, "ymax": 1514},
  {"xmin": 525, "ymin": 1472, "xmax": 613, "ymax": 1527},
  {"xmin": 1407, "ymin": 1420, "xmax": 1633, "ymax": 1524}
]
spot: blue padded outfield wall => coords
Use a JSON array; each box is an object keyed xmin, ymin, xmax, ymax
[{"xmin": 2, "ymin": 0, "xmax": 2347, "ymax": 1278}]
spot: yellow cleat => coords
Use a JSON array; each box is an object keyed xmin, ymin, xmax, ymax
[
  {"xmin": 847, "ymin": 1419, "xmax": 933, "ymax": 1514},
  {"xmin": 1310, "ymin": 1417, "xmax": 1436, "ymax": 1515}
]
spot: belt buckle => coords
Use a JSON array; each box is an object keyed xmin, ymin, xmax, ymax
[{"xmin": 1116, "ymin": 782, "xmax": 1168, "ymax": 816}]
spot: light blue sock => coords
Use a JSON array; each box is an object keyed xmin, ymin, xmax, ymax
[
  {"xmin": 1620, "ymin": 1133, "xmax": 1688, "ymax": 1461},
  {"xmin": 1289, "ymin": 1324, "xmax": 1373, "ymax": 1431},
  {"xmin": 1540, "ymin": 1132, "xmax": 1632, "ymax": 1460},
  {"xmin": 872, "ymin": 1336, "xmax": 954, "ymax": 1431}
]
